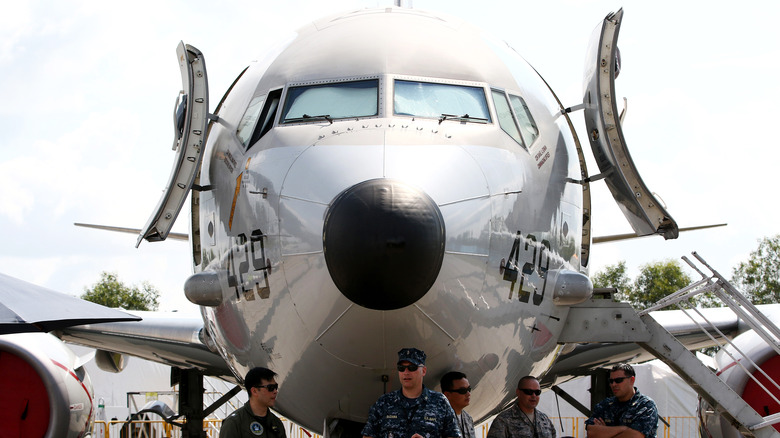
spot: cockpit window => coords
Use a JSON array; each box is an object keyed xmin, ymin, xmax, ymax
[
  {"xmin": 492, "ymin": 90, "xmax": 523, "ymax": 146},
  {"xmin": 509, "ymin": 94, "xmax": 539, "ymax": 147},
  {"xmin": 394, "ymin": 80, "xmax": 491, "ymax": 122},
  {"xmin": 245, "ymin": 88, "xmax": 282, "ymax": 148},
  {"xmin": 237, "ymin": 95, "xmax": 265, "ymax": 146},
  {"xmin": 281, "ymin": 79, "xmax": 378, "ymax": 123}
]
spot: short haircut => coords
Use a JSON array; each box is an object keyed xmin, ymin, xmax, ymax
[
  {"xmin": 610, "ymin": 363, "xmax": 635, "ymax": 377},
  {"xmin": 517, "ymin": 375, "xmax": 538, "ymax": 389},
  {"xmin": 440, "ymin": 371, "xmax": 467, "ymax": 392},
  {"xmin": 244, "ymin": 367, "xmax": 277, "ymax": 396}
]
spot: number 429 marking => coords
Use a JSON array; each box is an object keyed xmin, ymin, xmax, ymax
[{"xmin": 501, "ymin": 231, "xmax": 550, "ymax": 305}]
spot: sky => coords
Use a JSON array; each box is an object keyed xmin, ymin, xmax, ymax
[{"xmin": 1, "ymin": 1, "xmax": 779, "ymax": 312}]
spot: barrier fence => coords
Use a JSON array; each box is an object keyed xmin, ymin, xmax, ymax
[{"xmin": 91, "ymin": 416, "xmax": 698, "ymax": 438}]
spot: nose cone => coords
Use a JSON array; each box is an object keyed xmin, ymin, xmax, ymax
[{"xmin": 323, "ymin": 179, "xmax": 445, "ymax": 310}]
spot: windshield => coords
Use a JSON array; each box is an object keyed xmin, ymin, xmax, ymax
[
  {"xmin": 281, "ymin": 79, "xmax": 378, "ymax": 123},
  {"xmin": 394, "ymin": 80, "xmax": 490, "ymax": 121},
  {"xmin": 509, "ymin": 94, "xmax": 539, "ymax": 146}
]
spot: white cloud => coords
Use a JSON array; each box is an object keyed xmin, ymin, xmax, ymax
[
  {"xmin": 1, "ymin": 0, "xmax": 780, "ymax": 312},
  {"xmin": 0, "ymin": 2, "xmax": 33, "ymax": 64}
]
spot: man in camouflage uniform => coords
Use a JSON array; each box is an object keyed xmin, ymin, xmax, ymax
[
  {"xmin": 220, "ymin": 367, "xmax": 287, "ymax": 438},
  {"xmin": 362, "ymin": 348, "xmax": 461, "ymax": 438},
  {"xmin": 585, "ymin": 364, "xmax": 658, "ymax": 438},
  {"xmin": 440, "ymin": 371, "xmax": 476, "ymax": 438},
  {"xmin": 486, "ymin": 376, "xmax": 556, "ymax": 438}
]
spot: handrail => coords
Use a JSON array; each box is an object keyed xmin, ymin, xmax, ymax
[{"xmin": 92, "ymin": 416, "xmax": 698, "ymax": 438}]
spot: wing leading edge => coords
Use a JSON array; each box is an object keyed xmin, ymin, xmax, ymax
[
  {"xmin": 0, "ymin": 272, "xmax": 141, "ymax": 334},
  {"xmin": 59, "ymin": 311, "xmax": 233, "ymax": 381}
]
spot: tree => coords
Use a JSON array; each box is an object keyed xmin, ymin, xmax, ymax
[
  {"xmin": 630, "ymin": 260, "xmax": 692, "ymax": 310},
  {"xmin": 592, "ymin": 260, "xmax": 633, "ymax": 301},
  {"xmin": 81, "ymin": 271, "xmax": 160, "ymax": 311},
  {"xmin": 592, "ymin": 260, "xmax": 692, "ymax": 311},
  {"xmin": 732, "ymin": 235, "xmax": 780, "ymax": 304},
  {"xmin": 593, "ymin": 260, "xmax": 721, "ymax": 355}
]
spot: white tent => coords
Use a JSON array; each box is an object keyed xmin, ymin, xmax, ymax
[
  {"xmin": 534, "ymin": 360, "xmax": 699, "ymax": 438},
  {"xmin": 70, "ymin": 344, "xmax": 246, "ymax": 423}
]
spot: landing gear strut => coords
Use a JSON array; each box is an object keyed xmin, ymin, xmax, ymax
[{"xmin": 171, "ymin": 367, "xmax": 242, "ymax": 438}]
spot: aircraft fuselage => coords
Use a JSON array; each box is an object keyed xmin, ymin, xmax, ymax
[{"xmin": 194, "ymin": 7, "xmax": 590, "ymax": 430}]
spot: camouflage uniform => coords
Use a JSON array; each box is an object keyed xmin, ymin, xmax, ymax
[
  {"xmin": 584, "ymin": 389, "xmax": 658, "ymax": 438},
  {"xmin": 486, "ymin": 404, "xmax": 557, "ymax": 438},
  {"xmin": 219, "ymin": 403, "xmax": 287, "ymax": 438},
  {"xmin": 456, "ymin": 410, "xmax": 476, "ymax": 438},
  {"xmin": 362, "ymin": 386, "xmax": 462, "ymax": 438}
]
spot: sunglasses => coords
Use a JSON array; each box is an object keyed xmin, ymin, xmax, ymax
[
  {"xmin": 608, "ymin": 377, "xmax": 628, "ymax": 384},
  {"xmin": 255, "ymin": 383, "xmax": 279, "ymax": 391},
  {"xmin": 397, "ymin": 364, "xmax": 420, "ymax": 372},
  {"xmin": 447, "ymin": 387, "xmax": 472, "ymax": 394},
  {"xmin": 520, "ymin": 389, "xmax": 541, "ymax": 396}
]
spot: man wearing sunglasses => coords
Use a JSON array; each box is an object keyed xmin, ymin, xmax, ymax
[
  {"xmin": 486, "ymin": 376, "xmax": 556, "ymax": 438},
  {"xmin": 584, "ymin": 363, "xmax": 658, "ymax": 438},
  {"xmin": 440, "ymin": 371, "xmax": 476, "ymax": 438},
  {"xmin": 220, "ymin": 367, "xmax": 286, "ymax": 438},
  {"xmin": 362, "ymin": 348, "xmax": 461, "ymax": 438}
]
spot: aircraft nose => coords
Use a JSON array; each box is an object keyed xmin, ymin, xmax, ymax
[{"xmin": 323, "ymin": 179, "xmax": 445, "ymax": 310}]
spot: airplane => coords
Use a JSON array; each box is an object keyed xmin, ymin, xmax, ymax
[
  {"xmin": 701, "ymin": 329, "xmax": 780, "ymax": 438},
  {"xmin": 2, "ymin": 5, "xmax": 778, "ymax": 438},
  {"xmin": 0, "ymin": 332, "xmax": 96, "ymax": 438},
  {"xmin": 0, "ymin": 273, "xmax": 140, "ymax": 438}
]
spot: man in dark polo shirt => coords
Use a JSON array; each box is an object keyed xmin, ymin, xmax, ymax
[{"xmin": 220, "ymin": 367, "xmax": 287, "ymax": 438}]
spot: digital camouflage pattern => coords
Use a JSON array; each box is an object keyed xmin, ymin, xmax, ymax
[
  {"xmin": 362, "ymin": 387, "xmax": 461, "ymax": 438},
  {"xmin": 486, "ymin": 404, "xmax": 556, "ymax": 438},
  {"xmin": 456, "ymin": 410, "xmax": 476, "ymax": 438},
  {"xmin": 584, "ymin": 390, "xmax": 658, "ymax": 438},
  {"xmin": 397, "ymin": 348, "xmax": 427, "ymax": 365}
]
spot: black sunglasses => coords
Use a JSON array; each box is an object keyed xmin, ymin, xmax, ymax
[
  {"xmin": 255, "ymin": 383, "xmax": 279, "ymax": 391},
  {"xmin": 397, "ymin": 364, "xmax": 420, "ymax": 372},
  {"xmin": 608, "ymin": 377, "xmax": 628, "ymax": 384},
  {"xmin": 447, "ymin": 387, "xmax": 472, "ymax": 394},
  {"xmin": 520, "ymin": 388, "xmax": 541, "ymax": 396}
]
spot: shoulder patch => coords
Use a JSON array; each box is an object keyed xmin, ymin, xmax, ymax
[{"xmin": 250, "ymin": 421, "xmax": 264, "ymax": 436}]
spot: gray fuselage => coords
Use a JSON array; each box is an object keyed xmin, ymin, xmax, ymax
[{"xmin": 196, "ymin": 7, "xmax": 588, "ymax": 430}]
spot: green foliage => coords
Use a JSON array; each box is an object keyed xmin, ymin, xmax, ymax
[
  {"xmin": 631, "ymin": 260, "xmax": 692, "ymax": 310},
  {"xmin": 593, "ymin": 259, "xmax": 721, "ymax": 356},
  {"xmin": 592, "ymin": 260, "xmax": 632, "ymax": 301},
  {"xmin": 594, "ymin": 236, "xmax": 780, "ymax": 310},
  {"xmin": 592, "ymin": 260, "xmax": 692, "ymax": 310},
  {"xmin": 81, "ymin": 271, "xmax": 160, "ymax": 311},
  {"xmin": 732, "ymin": 235, "xmax": 780, "ymax": 304}
]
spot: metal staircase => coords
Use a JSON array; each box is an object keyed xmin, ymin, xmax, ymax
[{"xmin": 560, "ymin": 252, "xmax": 780, "ymax": 438}]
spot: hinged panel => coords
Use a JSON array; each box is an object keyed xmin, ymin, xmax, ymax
[
  {"xmin": 138, "ymin": 42, "xmax": 210, "ymax": 246},
  {"xmin": 582, "ymin": 9, "xmax": 678, "ymax": 239}
]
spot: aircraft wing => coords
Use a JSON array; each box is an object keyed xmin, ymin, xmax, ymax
[
  {"xmin": 74, "ymin": 222, "xmax": 189, "ymax": 241},
  {"xmin": 0, "ymin": 272, "xmax": 141, "ymax": 334},
  {"xmin": 59, "ymin": 310, "xmax": 235, "ymax": 381},
  {"xmin": 0, "ymin": 272, "xmax": 229, "ymax": 378},
  {"xmin": 544, "ymin": 303, "xmax": 780, "ymax": 385},
  {"xmin": 592, "ymin": 224, "xmax": 727, "ymax": 244}
]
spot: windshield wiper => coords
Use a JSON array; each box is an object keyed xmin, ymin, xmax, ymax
[
  {"xmin": 286, "ymin": 114, "xmax": 333, "ymax": 124},
  {"xmin": 438, "ymin": 113, "xmax": 488, "ymax": 125}
]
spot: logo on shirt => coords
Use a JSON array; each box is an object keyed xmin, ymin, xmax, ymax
[{"xmin": 250, "ymin": 421, "xmax": 264, "ymax": 436}]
